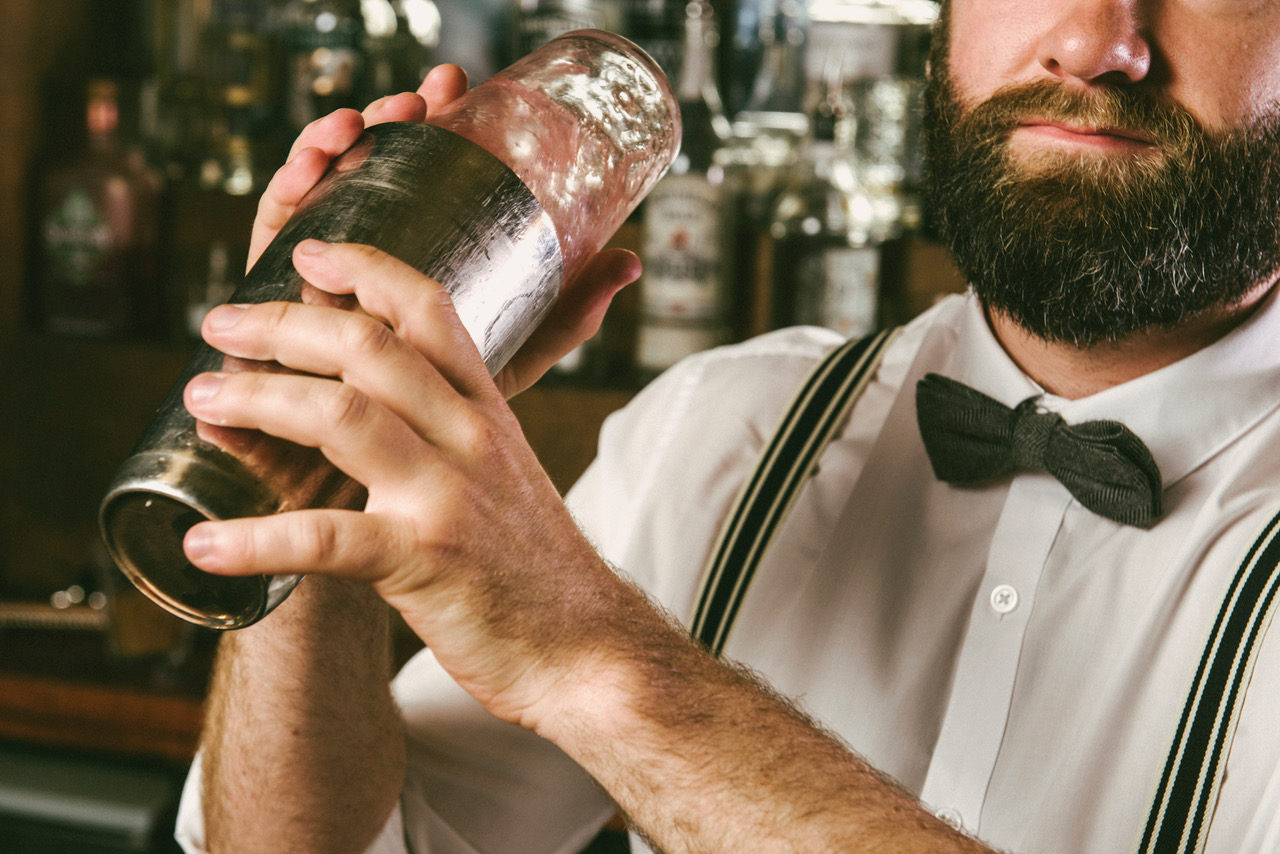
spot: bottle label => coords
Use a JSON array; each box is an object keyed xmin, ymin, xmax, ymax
[
  {"xmin": 806, "ymin": 21, "xmax": 900, "ymax": 81},
  {"xmin": 43, "ymin": 188, "xmax": 112, "ymax": 287},
  {"xmin": 795, "ymin": 244, "xmax": 880, "ymax": 339},
  {"xmin": 637, "ymin": 173, "xmax": 725, "ymax": 371},
  {"xmin": 640, "ymin": 174, "xmax": 723, "ymax": 321}
]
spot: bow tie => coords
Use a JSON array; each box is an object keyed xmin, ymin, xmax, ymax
[{"xmin": 915, "ymin": 373, "xmax": 1163, "ymax": 528}]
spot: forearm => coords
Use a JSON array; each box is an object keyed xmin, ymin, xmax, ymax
[
  {"xmin": 533, "ymin": 581, "xmax": 995, "ymax": 854},
  {"xmin": 201, "ymin": 577, "xmax": 407, "ymax": 854}
]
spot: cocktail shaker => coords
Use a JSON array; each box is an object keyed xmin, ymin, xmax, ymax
[{"xmin": 99, "ymin": 30, "xmax": 681, "ymax": 629}]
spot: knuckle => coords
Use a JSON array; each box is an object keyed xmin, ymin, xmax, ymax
[
  {"xmin": 290, "ymin": 513, "xmax": 340, "ymax": 567},
  {"xmin": 427, "ymin": 283, "xmax": 457, "ymax": 314},
  {"xmin": 340, "ymin": 313, "xmax": 398, "ymax": 359},
  {"xmin": 235, "ymin": 370, "xmax": 274, "ymax": 409},
  {"xmin": 302, "ymin": 113, "xmax": 333, "ymax": 138},
  {"xmin": 390, "ymin": 289, "xmax": 447, "ymax": 346},
  {"xmin": 255, "ymin": 183, "xmax": 276, "ymax": 217},
  {"xmin": 453, "ymin": 407, "xmax": 502, "ymax": 454},
  {"xmin": 318, "ymin": 382, "xmax": 371, "ymax": 432},
  {"xmin": 454, "ymin": 411, "xmax": 523, "ymax": 477},
  {"xmin": 247, "ymin": 301, "xmax": 290, "ymax": 342},
  {"xmin": 399, "ymin": 281, "xmax": 453, "ymax": 332}
]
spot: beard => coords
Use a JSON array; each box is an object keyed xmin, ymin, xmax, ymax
[{"xmin": 922, "ymin": 27, "xmax": 1280, "ymax": 347}]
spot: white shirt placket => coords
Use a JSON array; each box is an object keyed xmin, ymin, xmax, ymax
[{"xmin": 919, "ymin": 472, "xmax": 1072, "ymax": 833}]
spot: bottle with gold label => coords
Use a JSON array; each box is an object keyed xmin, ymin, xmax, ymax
[
  {"xmin": 635, "ymin": 0, "xmax": 732, "ymax": 377},
  {"xmin": 34, "ymin": 78, "xmax": 163, "ymax": 338}
]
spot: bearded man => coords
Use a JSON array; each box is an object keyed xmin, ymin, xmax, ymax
[{"xmin": 175, "ymin": 1, "xmax": 1280, "ymax": 852}]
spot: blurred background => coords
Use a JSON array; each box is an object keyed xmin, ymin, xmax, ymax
[{"xmin": 0, "ymin": 1, "xmax": 963, "ymax": 850}]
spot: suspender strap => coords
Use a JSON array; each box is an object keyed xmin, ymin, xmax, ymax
[
  {"xmin": 690, "ymin": 327, "xmax": 900, "ymax": 657},
  {"xmin": 1139, "ymin": 507, "xmax": 1280, "ymax": 854}
]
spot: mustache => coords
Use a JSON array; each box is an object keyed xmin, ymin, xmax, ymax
[{"xmin": 953, "ymin": 80, "xmax": 1202, "ymax": 157}]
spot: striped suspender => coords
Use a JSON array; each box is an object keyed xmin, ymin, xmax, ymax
[
  {"xmin": 690, "ymin": 327, "xmax": 900, "ymax": 657},
  {"xmin": 1138, "ymin": 507, "xmax": 1280, "ymax": 854},
  {"xmin": 687, "ymin": 327, "xmax": 1280, "ymax": 853}
]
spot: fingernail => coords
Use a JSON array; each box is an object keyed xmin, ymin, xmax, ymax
[
  {"xmin": 296, "ymin": 238, "xmax": 331, "ymax": 255},
  {"xmin": 187, "ymin": 372, "xmax": 226, "ymax": 405},
  {"xmin": 206, "ymin": 303, "xmax": 247, "ymax": 330},
  {"xmin": 184, "ymin": 525, "xmax": 212, "ymax": 561}
]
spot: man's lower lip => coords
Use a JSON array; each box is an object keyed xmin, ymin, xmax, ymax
[{"xmin": 1013, "ymin": 124, "xmax": 1155, "ymax": 152}]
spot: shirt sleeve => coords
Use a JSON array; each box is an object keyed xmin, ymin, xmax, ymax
[
  {"xmin": 393, "ymin": 648, "xmax": 619, "ymax": 854},
  {"xmin": 175, "ymin": 751, "xmax": 415, "ymax": 854}
]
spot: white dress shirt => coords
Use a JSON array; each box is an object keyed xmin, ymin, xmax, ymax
[{"xmin": 177, "ymin": 287, "xmax": 1280, "ymax": 854}]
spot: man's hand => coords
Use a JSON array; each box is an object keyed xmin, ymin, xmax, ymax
[
  {"xmin": 184, "ymin": 241, "xmax": 624, "ymax": 723},
  {"xmin": 246, "ymin": 64, "xmax": 641, "ymax": 400},
  {"xmin": 247, "ymin": 65, "xmax": 469, "ymax": 271}
]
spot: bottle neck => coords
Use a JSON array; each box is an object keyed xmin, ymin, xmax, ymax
[
  {"xmin": 85, "ymin": 79, "xmax": 121, "ymax": 147},
  {"xmin": 675, "ymin": 2, "xmax": 717, "ymax": 103},
  {"xmin": 747, "ymin": 3, "xmax": 806, "ymax": 114}
]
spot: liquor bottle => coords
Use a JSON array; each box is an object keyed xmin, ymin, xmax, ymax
[
  {"xmin": 728, "ymin": 0, "xmax": 810, "ymax": 206},
  {"xmin": 619, "ymin": 0, "xmax": 685, "ymax": 80},
  {"xmin": 509, "ymin": 0, "xmax": 618, "ymax": 60},
  {"xmin": 714, "ymin": 1, "xmax": 812, "ymax": 340},
  {"xmin": 635, "ymin": 0, "xmax": 732, "ymax": 376},
  {"xmin": 769, "ymin": 70, "xmax": 889, "ymax": 339},
  {"xmin": 362, "ymin": 0, "xmax": 442, "ymax": 103},
  {"xmin": 147, "ymin": 0, "xmax": 210, "ymax": 183},
  {"xmin": 807, "ymin": 0, "xmax": 938, "ymax": 232},
  {"xmin": 278, "ymin": 0, "xmax": 369, "ymax": 134},
  {"xmin": 744, "ymin": 0, "xmax": 808, "ymax": 117},
  {"xmin": 200, "ymin": 97, "xmax": 265, "ymax": 196},
  {"xmin": 199, "ymin": 0, "xmax": 278, "ymax": 195},
  {"xmin": 845, "ymin": 75, "xmax": 915, "ymax": 234},
  {"xmin": 184, "ymin": 241, "xmax": 239, "ymax": 338},
  {"xmin": 34, "ymin": 78, "xmax": 164, "ymax": 338}
]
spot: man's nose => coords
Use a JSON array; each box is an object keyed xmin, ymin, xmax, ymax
[{"xmin": 1035, "ymin": 0, "xmax": 1152, "ymax": 86}]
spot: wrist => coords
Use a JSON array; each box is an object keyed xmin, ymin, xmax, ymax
[
  {"xmin": 523, "ymin": 579, "xmax": 700, "ymax": 744},
  {"xmin": 222, "ymin": 576, "xmax": 392, "ymax": 676},
  {"xmin": 511, "ymin": 569, "xmax": 682, "ymax": 736}
]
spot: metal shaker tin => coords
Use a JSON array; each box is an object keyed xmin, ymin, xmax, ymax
[{"xmin": 99, "ymin": 123, "xmax": 563, "ymax": 629}]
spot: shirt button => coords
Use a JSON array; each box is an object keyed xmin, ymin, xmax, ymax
[
  {"xmin": 938, "ymin": 807, "xmax": 964, "ymax": 829},
  {"xmin": 989, "ymin": 584, "xmax": 1019, "ymax": 615}
]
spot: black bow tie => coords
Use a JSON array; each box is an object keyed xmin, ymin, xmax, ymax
[{"xmin": 915, "ymin": 373, "xmax": 1163, "ymax": 528}]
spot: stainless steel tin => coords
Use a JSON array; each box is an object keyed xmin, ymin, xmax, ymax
[{"xmin": 100, "ymin": 123, "xmax": 563, "ymax": 629}]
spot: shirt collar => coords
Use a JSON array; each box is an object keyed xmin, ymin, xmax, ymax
[{"xmin": 944, "ymin": 286, "xmax": 1280, "ymax": 487}]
